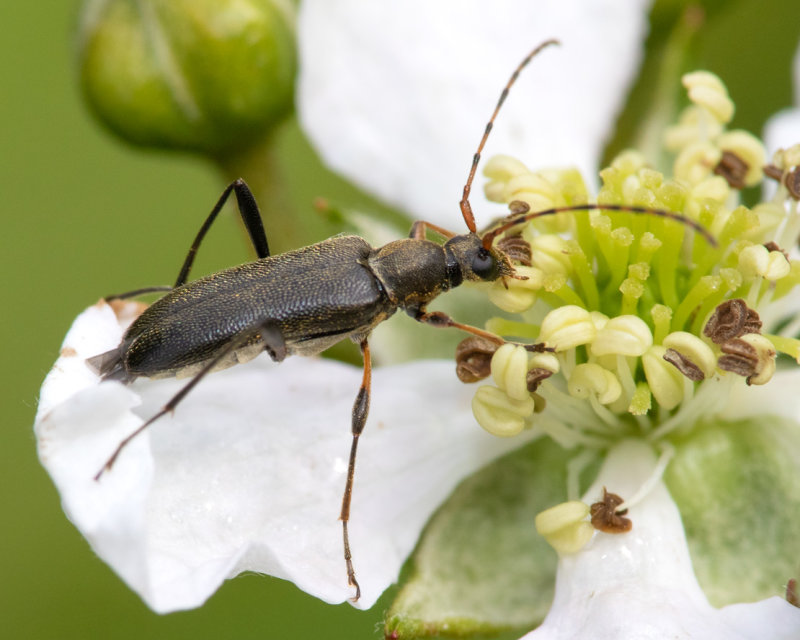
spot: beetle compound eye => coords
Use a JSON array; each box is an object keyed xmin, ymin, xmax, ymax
[{"xmin": 472, "ymin": 248, "xmax": 497, "ymax": 280}]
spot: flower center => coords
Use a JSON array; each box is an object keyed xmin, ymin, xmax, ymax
[{"xmin": 465, "ymin": 71, "xmax": 800, "ymax": 453}]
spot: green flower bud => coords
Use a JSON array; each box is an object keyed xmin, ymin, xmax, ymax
[{"xmin": 78, "ymin": 0, "xmax": 296, "ymax": 155}]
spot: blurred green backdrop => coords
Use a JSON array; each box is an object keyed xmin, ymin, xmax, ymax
[{"xmin": 2, "ymin": 2, "xmax": 798, "ymax": 639}]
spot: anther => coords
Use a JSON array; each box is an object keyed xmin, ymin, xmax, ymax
[
  {"xmin": 663, "ymin": 349, "xmax": 705, "ymax": 381},
  {"xmin": 455, "ymin": 336, "xmax": 499, "ymax": 383},
  {"xmin": 786, "ymin": 166, "xmax": 800, "ymax": 199},
  {"xmin": 703, "ymin": 299, "xmax": 761, "ymax": 344},
  {"xmin": 496, "ymin": 235, "xmax": 532, "ymax": 265},
  {"xmin": 718, "ymin": 334, "xmax": 776, "ymax": 385},
  {"xmin": 526, "ymin": 367, "xmax": 553, "ymax": 392},
  {"xmin": 589, "ymin": 488, "xmax": 632, "ymax": 533},
  {"xmin": 713, "ymin": 150, "xmax": 749, "ymax": 189}
]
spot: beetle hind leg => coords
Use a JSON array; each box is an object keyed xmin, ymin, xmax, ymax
[
  {"xmin": 340, "ymin": 338, "xmax": 371, "ymax": 601},
  {"xmin": 94, "ymin": 325, "xmax": 270, "ymax": 480}
]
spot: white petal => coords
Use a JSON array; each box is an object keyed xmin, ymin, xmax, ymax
[
  {"xmin": 35, "ymin": 302, "xmax": 532, "ymax": 612},
  {"xmin": 764, "ymin": 39, "xmax": 800, "ymax": 162},
  {"xmin": 719, "ymin": 369, "xmax": 800, "ymax": 424},
  {"xmin": 764, "ymin": 110, "xmax": 800, "ymax": 161},
  {"xmin": 521, "ymin": 440, "xmax": 800, "ymax": 640},
  {"xmin": 298, "ymin": 0, "xmax": 652, "ymax": 227}
]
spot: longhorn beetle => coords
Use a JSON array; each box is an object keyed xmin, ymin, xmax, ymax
[{"xmin": 88, "ymin": 39, "xmax": 715, "ymax": 600}]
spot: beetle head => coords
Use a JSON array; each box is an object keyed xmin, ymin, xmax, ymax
[{"xmin": 444, "ymin": 233, "xmax": 514, "ymax": 284}]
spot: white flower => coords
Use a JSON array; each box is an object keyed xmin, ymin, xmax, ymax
[
  {"xmin": 298, "ymin": 0, "xmax": 652, "ymax": 227},
  {"xmin": 764, "ymin": 40, "xmax": 800, "ymax": 162},
  {"xmin": 522, "ymin": 441, "xmax": 800, "ymax": 640},
  {"xmin": 36, "ymin": 301, "xmax": 534, "ymax": 611},
  {"xmin": 36, "ymin": 2, "xmax": 800, "ymax": 639},
  {"xmin": 37, "ymin": 3, "xmax": 653, "ymax": 614}
]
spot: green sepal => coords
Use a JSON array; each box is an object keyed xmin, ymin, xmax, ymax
[
  {"xmin": 385, "ymin": 439, "xmax": 597, "ymax": 639},
  {"xmin": 666, "ymin": 416, "xmax": 800, "ymax": 606}
]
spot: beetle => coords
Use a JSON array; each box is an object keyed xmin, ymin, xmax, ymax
[{"xmin": 88, "ymin": 39, "xmax": 715, "ymax": 600}]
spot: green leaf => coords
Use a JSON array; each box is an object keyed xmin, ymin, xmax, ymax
[
  {"xmin": 385, "ymin": 439, "xmax": 598, "ymax": 639},
  {"xmin": 666, "ymin": 417, "xmax": 800, "ymax": 606}
]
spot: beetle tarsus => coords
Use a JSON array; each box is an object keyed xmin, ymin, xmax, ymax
[{"xmin": 415, "ymin": 309, "xmax": 504, "ymax": 345}]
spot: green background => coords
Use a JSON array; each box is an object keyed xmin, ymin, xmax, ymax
[{"xmin": 2, "ymin": 2, "xmax": 798, "ymax": 638}]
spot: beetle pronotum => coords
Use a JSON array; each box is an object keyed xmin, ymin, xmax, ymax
[{"xmin": 88, "ymin": 39, "xmax": 714, "ymax": 600}]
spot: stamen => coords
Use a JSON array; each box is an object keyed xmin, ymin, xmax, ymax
[
  {"xmin": 614, "ymin": 442, "xmax": 675, "ymax": 513},
  {"xmin": 535, "ymin": 501, "xmax": 594, "ymax": 554}
]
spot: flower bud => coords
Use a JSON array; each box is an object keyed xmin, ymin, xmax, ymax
[{"xmin": 78, "ymin": 0, "xmax": 297, "ymax": 154}]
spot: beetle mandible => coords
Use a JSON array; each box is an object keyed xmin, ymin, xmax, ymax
[{"xmin": 88, "ymin": 39, "xmax": 715, "ymax": 600}]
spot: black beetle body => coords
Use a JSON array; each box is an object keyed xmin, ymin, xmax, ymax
[{"xmin": 90, "ymin": 232, "xmax": 506, "ymax": 383}]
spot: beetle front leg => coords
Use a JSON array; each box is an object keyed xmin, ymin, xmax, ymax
[
  {"xmin": 339, "ymin": 338, "xmax": 371, "ymax": 601},
  {"xmin": 408, "ymin": 220, "xmax": 458, "ymax": 241},
  {"xmin": 413, "ymin": 308, "xmax": 504, "ymax": 344}
]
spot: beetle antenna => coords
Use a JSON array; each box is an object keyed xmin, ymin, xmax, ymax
[
  {"xmin": 459, "ymin": 39, "xmax": 560, "ymax": 234},
  {"xmin": 481, "ymin": 202, "xmax": 718, "ymax": 249}
]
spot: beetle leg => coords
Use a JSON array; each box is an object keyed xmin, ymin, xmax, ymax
[
  {"xmin": 260, "ymin": 322, "xmax": 287, "ymax": 362},
  {"xmin": 94, "ymin": 327, "xmax": 262, "ymax": 481},
  {"xmin": 340, "ymin": 338, "xmax": 371, "ymax": 602},
  {"xmin": 409, "ymin": 220, "xmax": 458, "ymax": 241},
  {"xmin": 102, "ymin": 286, "xmax": 174, "ymax": 302},
  {"xmin": 414, "ymin": 308, "xmax": 504, "ymax": 345},
  {"xmin": 174, "ymin": 179, "xmax": 271, "ymax": 288}
]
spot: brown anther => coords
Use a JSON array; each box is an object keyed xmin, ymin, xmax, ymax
[
  {"xmin": 713, "ymin": 150, "xmax": 749, "ymax": 189},
  {"xmin": 763, "ymin": 164, "xmax": 784, "ymax": 181},
  {"xmin": 763, "ymin": 241, "xmax": 789, "ymax": 260},
  {"xmin": 663, "ymin": 348, "xmax": 705, "ymax": 381},
  {"xmin": 786, "ymin": 166, "xmax": 800, "ymax": 200},
  {"xmin": 526, "ymin": 367, "xmax": 553, "ymax": 392},
  {"xmin": 455, "ymin": 336, "xmax": 499, "ymax": 383},
  {"xmin": 787, "ymin": 578, "xmax": 799, "ymax": 608},
  {"xmin": 717, "ymin": 337, "xmax": 759, "ymax": 384},
  {"xmin": 590, "ymin": 488, "xmax": 632, "ymax": 534},
  {"xmin": 703, "ymin": 299, "xmax": 762, "ymax": 344},
  {"xmin": 524, "ymin": 343, "xmax": 552, "ymax": 353},
  {"xmin": 508, "ymin": 200, "xmax": 531, "ymax": 216},
  {"xmin": 497, "ymin": 235, "xmax": 532, "ymax": 266}
]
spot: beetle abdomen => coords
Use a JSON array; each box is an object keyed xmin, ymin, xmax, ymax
[{"xmin": 93, "ymin": 236, "xmax": 393, "ymax": 381}]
